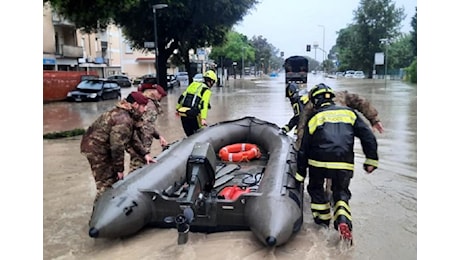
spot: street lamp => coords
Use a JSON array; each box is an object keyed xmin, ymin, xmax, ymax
[
  {"xmin": 379, "ymin": 38, "xmax": 390, "ymax": 88},
  {"xmin": 242, "ymin": 47, "xmax": 246, "ymax": 79},
  {"xmin": 318, "ymin": 25, "xmax": 325, "ymax": 74},
  {"xmin": 260, "ymin": 57, "xmax": 264, "ymax": 76},
  {"xmin": 153, "ymin": 3, "xmax": 168, "ymax": 83}
]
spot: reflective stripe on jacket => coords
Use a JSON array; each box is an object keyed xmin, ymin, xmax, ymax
[
  {"xmin": 297, "ymin": 104, "xmax": 378, "ymax": 174},
  {"xmin": 176, "ymin": 81, "xmax": 211, "ymax": 118}
]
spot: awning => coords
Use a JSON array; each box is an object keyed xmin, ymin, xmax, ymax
[
  {"xmin": 56, "ymin": 58, "xmax": 78, "ymax": 66},
  {"xmin": 43, "ymin": 58, "xmax": 56, "ymax": 65},
  {"xmin": 136, "ymin": 57, "xmax": 155, "ymax": 63},
  {"xmin": 79, "ymin": 63, "xmax": 107, "ymax": 68}
]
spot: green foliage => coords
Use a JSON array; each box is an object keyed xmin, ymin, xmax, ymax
[
  {"xmin": 249, "ymin": 36, "xmax": 272, "ymax": 65},
  {"xmin": 210, "ymin": 31, "xmax": 253, "ymax": 61},
  {"xmin": 389, "ymin": 34, "xmax": 414, "ymax": 68},
  {"xmin": 45, "ymin": 0, "xmax": 140, "ymax": 33},
  {"xmin": 46, "ymin": 0, "xmax": 259, "ymax": 88},
  {"xmin": 335, "ymin": 0, "xmax": 407, "ymax": 75},
  {"xmin": 410, "ymin": 7, "xmax": 417, "ymax": 57},
  {"xmin": 405, "ymin": 58, "xmax": 417, "ymax": 83},
  {"xmin": 43, "ymin": 129, "xmax": 86, "ymax": 139}
]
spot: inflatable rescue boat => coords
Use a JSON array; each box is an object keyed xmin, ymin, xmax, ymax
[{"xmin": 88, "ymin": 116, "xmax": 304, "ymax": 247}]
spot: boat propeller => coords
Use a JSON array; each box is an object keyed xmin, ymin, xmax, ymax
[{"xmin": 164, "ymin": 207, "xmax": 195, "ymax": 245}]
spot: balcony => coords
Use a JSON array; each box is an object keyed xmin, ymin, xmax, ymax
[
  {"xmin": 56, "ymin": 45, "xmax": 83, "ymax": 58},
  {"xmin": 52, "ymin": 12, "xmax": 75, "ymax": 28}
]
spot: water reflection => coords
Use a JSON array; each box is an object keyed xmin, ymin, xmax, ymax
[{"xmin": 43, "ymin": 74, "xmax": 417, "ymax": 259}]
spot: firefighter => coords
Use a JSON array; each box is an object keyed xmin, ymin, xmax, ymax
[
  {"xmin": 176, "ymin": 70, "xmax": 217, "ymax": 136},
  {"xmin": 282, "ymin": 82, "xmax": 309, "ymax": 134},
  {"xmin": 296, "ymin": 83, "xmax": 379, "ymax": 245},
  {"xmin": 295, "ymin": 87, "xmax": 384, "ymax": 150}
]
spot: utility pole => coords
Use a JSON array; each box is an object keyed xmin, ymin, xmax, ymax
[
  {"xmin": 318, "ymin": 25, "xmax": 325, "ymax": 74},
  {"xmin": 379, "ymin": 38, "xmax": 390, "ymax": 89}
]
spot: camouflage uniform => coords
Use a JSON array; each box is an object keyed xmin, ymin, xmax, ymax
[
  {"xmin": 127, "ymin": 99, "xmax": 163, "ymax": 172},
  {"xmin": 80, "ymin": 100, "xmax": 147, "ymax": 200},
  {"xmin": 295, "ymin": 90, "xmax": 381, "ymax": 151}
]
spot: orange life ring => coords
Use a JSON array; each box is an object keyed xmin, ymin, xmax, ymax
[{"xmin": 218, "ymin": 143, "xmax": 261, "ymax": 162}]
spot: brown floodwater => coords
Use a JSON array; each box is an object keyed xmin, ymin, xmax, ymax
[{"xmin": 43, "ymin": 74, "xmax": 416, "ymax": 259}]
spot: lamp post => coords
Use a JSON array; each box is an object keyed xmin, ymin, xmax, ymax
[
  {"xmin": 318, "ymin": 25, "xmax": 325, "ymax": 74},
  {"xmin": 379, "ymin": 38, "xmax": 389, "ymax": 88},
  {"xmin": 242, "ymin": 47, "xmax": 246, "ymax": 79},
  {"xmin": 260, "ymin": 57, "xmax": 264, "ymax": 76},
  {"xmin": 153, "ymin": 3, "xmax": 168, "ymax": 83}
]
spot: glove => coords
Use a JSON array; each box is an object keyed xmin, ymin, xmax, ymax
[
  {"xmin": 294, "ymin": 172, "xmax": 305, "ymax": 183},
  {"xmin": 363, "ymin": 164, "xmax": 377, "ymax": 174}
]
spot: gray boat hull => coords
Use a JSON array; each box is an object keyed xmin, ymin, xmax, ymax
[{"xmin": 89, "ymin": 116, "xmax": 303, "ymax": 246}]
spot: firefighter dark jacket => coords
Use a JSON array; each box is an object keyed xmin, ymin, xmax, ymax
[{"xmin": 297, "ymin": 103, "xmax": 379, "ymax": 176}]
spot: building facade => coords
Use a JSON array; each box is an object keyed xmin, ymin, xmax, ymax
[
  {"xmin": 43, "ymin": 3, "xmax": 173, "ymax": 79},
  {"xmin": 44, "ymin": 3, "xmax": 214, "ymax": 80}
]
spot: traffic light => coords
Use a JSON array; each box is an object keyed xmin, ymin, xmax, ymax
[
  {"xmin": 306, "ymin": 44, "xmax": 311, "ymax": 52},
  {"xmin": 280, "ymin": 51, "xmax": 284, "ymax": 57}
]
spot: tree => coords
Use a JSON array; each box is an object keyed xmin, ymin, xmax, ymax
[
  {"xmin": 388, "ymin": 34, "xmax": 413, "ymax": 69},
  {"xmin": 209, "ymin": 31, "xmax": 255, "ymax": 76},
  {"xmin": 44, "ymin": 0, "xmax": 138, "ymax": 33},
  {"xmin": 335, "ymin": 0, "xmax": 405, "ymax": 77},
  {"xmin": 248, "ymin": 36, "xmax": 273, "ymax": 74},
  {"xmin": 45, "ymin": 0, "xmax": 259, "ymax": 88},
  {"xmin": 336, "ymin": 26, "xmax": 362, "ymax": 72},
  {"xmin": 410, "ymin": 7, "xmax": 417, "ymax": 58}
]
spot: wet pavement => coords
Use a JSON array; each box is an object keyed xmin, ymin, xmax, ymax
[{"xmin": 43, "ymin": 74, "xmax": 417, "ymax": 259}]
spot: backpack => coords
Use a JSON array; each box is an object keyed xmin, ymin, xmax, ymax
[{"xmin": 177, "ymin": 84, "xmax": 208, "ymax": 117}]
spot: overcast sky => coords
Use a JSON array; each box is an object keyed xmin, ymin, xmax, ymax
[{"xmin": 233, "ymin": 0, "xmax": 417, "ymax": 61}]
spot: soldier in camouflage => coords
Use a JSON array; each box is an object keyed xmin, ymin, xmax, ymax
[
  {"xmin": 294, "ymin": 85, "xmax": 384, "ymax": 151},
  {"xmin": 80, "ymin": 91, "xmax": 152, "ymax": 202},
  {"xmin": 127, "ymin": 84, "xmax": 168, "ymax": 172}
]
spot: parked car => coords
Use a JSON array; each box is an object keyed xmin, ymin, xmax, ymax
[
  {"xmin": 193, "ymin": 73, "xmax": 204, "ymax": 82},
  {"xmin": 67, "ymin": 79, "xmax": 121, "ymax": 102},
  {"xmin": 176, "ymin": 71, "xmax": 189, "ymax": 82},
  {"xmin": 167, "ymin": 74, "xmax": 180, "ymax": 89},
  {"xmin": 344, "ymin": 70, "xmax": 355, "ymax": 78},
  {"xmin": 107, "ymin": 74, "xmax": 132, "ymax": 88},
  {"xmin": 132, "ymin": 74, "xmax": 155, "ymax": 86},
  {"xmin": 353, "ymin": 71, "xmax": 366, "ymax": 79},
  {"xmin": 137, "ymin": 76, "xmax": 158, "ymax": 91}
]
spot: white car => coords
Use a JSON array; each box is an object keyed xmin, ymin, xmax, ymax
[
  {"xmin": 344, "ymin": 70, "xmax": 355, "ymax": 78},
  {"xmin": 193, "ymin": 73, "xmax": 204, "ymax": 82},
  {"xmin": 353, "ymin": 71, "xmax": 365, "ymax": 79},
  {"xmin": 175, "ymin": 71, "xmax": 188, "ymax": 82}
]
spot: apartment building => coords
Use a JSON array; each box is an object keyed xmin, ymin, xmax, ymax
[
  {"xmin": 43, "ymin": 3, "xmax": 217, "ymax": 80},
  {"xmin": 43, "ymin": 3, "xmax": 175, "ymax": 79}
]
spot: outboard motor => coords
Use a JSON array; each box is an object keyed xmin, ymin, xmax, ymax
[
  {"xmin": 181, "ymin": 142, "xmax": 217, "ymax": 205},
  {"xmin": 174, "ymin": 142, "xmax": 216, "ymax": 244}
]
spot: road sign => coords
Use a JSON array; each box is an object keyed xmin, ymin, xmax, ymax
[
  {"xmin": 144, "ymin": 42, "xmax": 155, "ymax": 48},
  {"xmin": 197, "ymin": 48, "xmax": 206, "ymax": 55},
  {"xmin": 375, "ymin": 52, "xmax": 384, "ymax": 65}
]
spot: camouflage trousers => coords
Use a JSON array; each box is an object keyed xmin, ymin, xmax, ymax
[
  {"xmin": 84, "ymin": 153, "xmax": 118, "ymax": 201},
  {"xmin": 128, "ymin": 151, "xmax": 146, "ymax": 173}
]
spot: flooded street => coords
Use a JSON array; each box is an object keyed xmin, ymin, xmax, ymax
[{"xmin": 43, "ymin": 74, "xmax": 417, "ymax": 259}]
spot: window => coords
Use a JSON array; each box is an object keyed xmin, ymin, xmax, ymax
[{"xmin": 125, "ymin": 42, "xmax": 133, "ymax": 54}]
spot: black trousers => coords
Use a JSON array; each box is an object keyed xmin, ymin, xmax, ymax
[
  {"xmin": 307, "ymin": 166, "xmax": 354, "ymax": 230},
  {"xmin": 180, "ymin": 116, "xmax": 200, "ymax": 137}
]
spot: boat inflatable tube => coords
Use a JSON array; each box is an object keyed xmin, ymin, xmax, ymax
[{"xmin": 218, "ymin": 143, "xmax": 261, "ymax": 162}]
